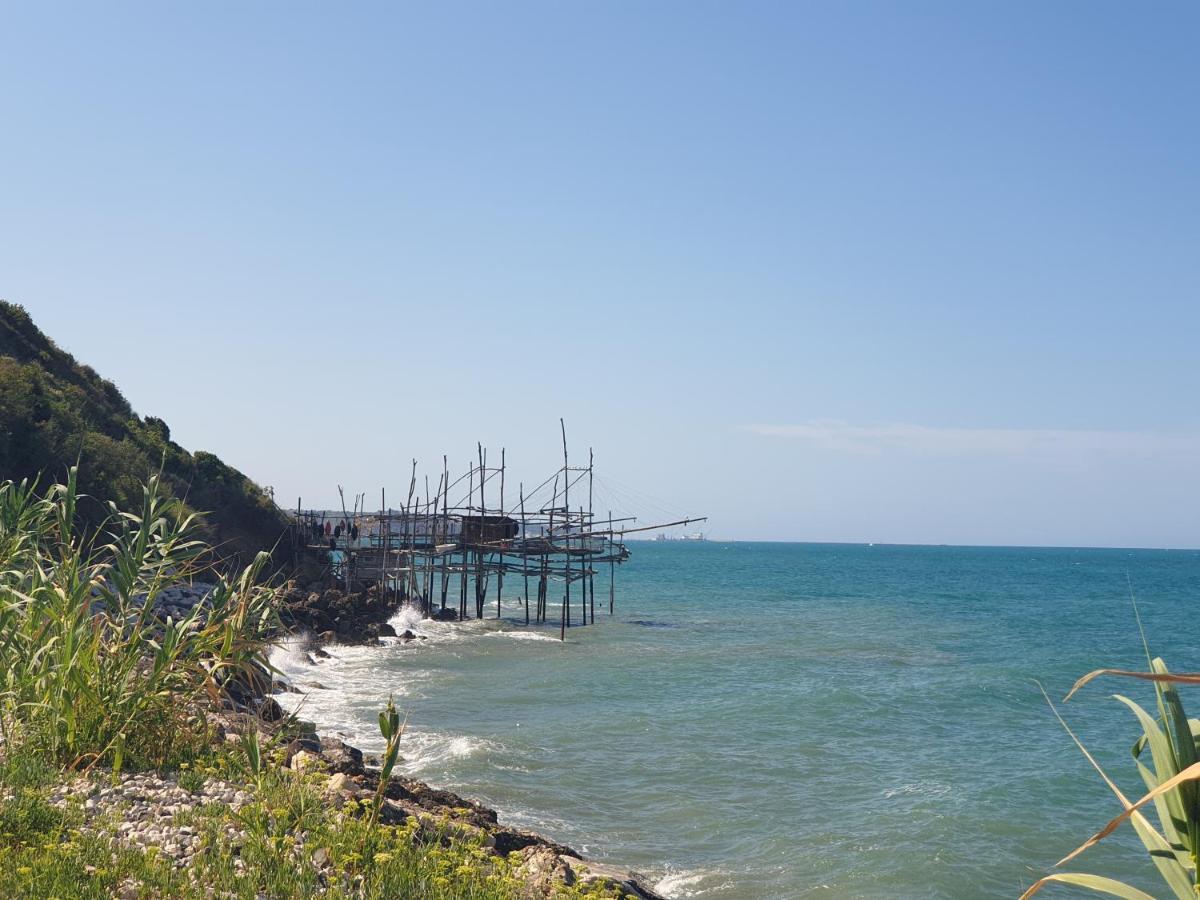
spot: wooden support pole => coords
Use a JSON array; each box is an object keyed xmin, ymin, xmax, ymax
[
  {"xmin": 476, "ymin": 443, "xmax": 485, "ymax": 619},
  {"xmin": 441, "ymin": 455, "xmax": 449, "ymax": 613},
  {"xmin": 461, "ymin": 461, "xmax": 471, "ymax": 621},
  {"xmin": 538, "ymin": 561, "xmax": 547, "ymax": 624},
  {"xmin": 520, "ymin": 481, "xmax": 529, "ymax": 626},
  {"xmin": 561, "ymin": 418, "xmax": 570, "ymax": 633},
  {"xmin": 337, "ymin": 485, "xmax": 351, "ymax": 593},
  {"xmin": 547, "ymin": 474, "xmax": 557, "ymax": 625},
  {"xmin": 580, "ymin": 505, "xmax": 587, "ymax": 627},
  {"xmin": 609, "ymin": 510, "xmax": 615, "ymax": 615},
  {"xmin": 405, "ymin": 460, "xmax": 418, "ymax": 603},
  {"xmin": 294, "ymin": 496, "xmax": 302, "ymax": 566},
  {"xmin": 496, "ymin": 447, "xmax": 505, "ymax": 619},
  {"xmin": 427, "ymin": 472, "xmax": 436, "ymax": 614},
  {"xmin": 588, "ymin": 449, "xmax": 595, "ymax": 625}
]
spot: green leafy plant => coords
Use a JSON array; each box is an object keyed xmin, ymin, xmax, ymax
[
  {"xmin": 240, "ymin": 725, "xmax": 265, "ymax": 788},
  {"xmin": 0, "ymin": 467, "xmax": 280, "ymax": 772},
  {"xmin": 370, "ymin": 695, "xmax": 407, "ymax": 827},
  {"xmin": 0, "ymin": 468, "xmax": 614, "ymax": 899},
  {"xmin": 1026, "ymin": 652, "xmax": 1200, "ymax": 899}
]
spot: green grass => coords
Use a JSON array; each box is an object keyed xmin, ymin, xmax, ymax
[
  {"xmin": 0, "ymin": 467, "xmax": 278, "ymax": 772},
  {"xmin": 0, "ymin": 746, "xmax": 625, "ymax": 899}
]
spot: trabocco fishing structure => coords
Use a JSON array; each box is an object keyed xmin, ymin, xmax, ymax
[{"xmin": 287, "ymin": 421, "xmax": 705, "ymax": 640}]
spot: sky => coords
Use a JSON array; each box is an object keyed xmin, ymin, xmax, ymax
[{"xmin": 1, "ymin": 2, "xmax": 1197, "ymax": 547}]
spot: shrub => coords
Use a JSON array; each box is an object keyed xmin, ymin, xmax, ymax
[
  {"xmin": 0, "ymin": 467, "xmax": 280, "ymax": 772},
  {"xmin": 0, "ymin": 301, "xmax": 290, "ymax": 563}
]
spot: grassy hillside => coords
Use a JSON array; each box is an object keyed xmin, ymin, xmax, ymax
[{"xmin": 0, "ymin": 301, "xmax": 288, "ymax": 562}]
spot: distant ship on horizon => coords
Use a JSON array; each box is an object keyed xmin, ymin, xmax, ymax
[{"xmin": 653, "ymin": 532, "xmax": 708, "ymax": 542}]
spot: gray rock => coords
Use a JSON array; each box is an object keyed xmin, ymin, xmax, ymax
[{"xmin": 319, "ymin": 738, "xmax": 364, "ymax": 775}]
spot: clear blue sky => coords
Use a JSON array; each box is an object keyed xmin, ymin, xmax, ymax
[{"xmin": 2, "ymin": 2, "xmax": 1197, "ymax": 547}]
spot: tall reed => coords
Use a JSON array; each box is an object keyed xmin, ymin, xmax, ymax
[{"xmin": 0, "ymin": 467, "xmax": 279, "ymax": 772}]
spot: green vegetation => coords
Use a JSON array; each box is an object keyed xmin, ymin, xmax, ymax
[
  {"xmin": 0, "ymin": 750, "xmax": 556, "ymax": 899},
  {"xmin": 370, "ymin": 697, "xmax": 405, "ymax": 828},
  {"xmin": 0, "ymin": 301, "xmax": 287, "ymax": 562},
  {"xmin": 0, "ymin": 473, "xmax": 625, "ymax": 898},
  {"xmin": 0, "ymin": 468, "xmax": 276, "ymax": 772},
  {"xmin": 1026, "ymin": 649, "xmax": 1200, "ymax": 899}
]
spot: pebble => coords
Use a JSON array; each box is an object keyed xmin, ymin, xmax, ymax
[
  {"xmin": 46, "ymin": 770, "xmax": 255, "ymax": 869},
  {"xmin": 38, "ymin": 740, "xmax": 657, "ymax": 898}
]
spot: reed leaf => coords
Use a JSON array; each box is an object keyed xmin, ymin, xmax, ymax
[
  {"xmin": 1066, "ymin": 670, "xmax": 1200, "ymax": 701},
  {"xmin": 1060, "ymin": 762, "xmax": 1200, "ymax": 866},
  {"xmin": 1031, "ymin": 683, "xmax": 1197, "ymax": 898},
  {"xmin": 1020, "ymin": 872, "xmax": 1158, "ymax": 900},
  {"xmin": 0, "ymin": 470, "xmax": 281, "ymax": 771}
]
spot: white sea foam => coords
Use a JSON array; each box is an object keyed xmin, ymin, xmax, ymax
[
  {"xmin": 655, "ymin": 869, "xmax": 732, "ymax": 897},
  {"xmin": 270, "ymin": 626, "xmax": 509, "ymax": 768},
  {"xmin": 268, "ymin": 633, "xmax": 429, "ymax": 750},
  {"xmin": 483, "ymin": 629, "xmax": 562, "ymax": 642},
  {"xmin": 399, "ymin": 730, "xmax": 504, "ymax": 773},
  {"xmin": 269, "ymin": 632, "xmax": 313, "ymax": 668},
  {"xmin": 881, "ymin": 781, "xmax": 952, "ymax": 800},
  {"xmin": 388, "ymin": 602, "xmax": 428, "ymax": 634}
]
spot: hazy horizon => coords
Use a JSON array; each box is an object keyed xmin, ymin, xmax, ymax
[
  {"xmin": 628, "ymin": 537, "xmax": 1200, "ymax": 551},
  {"xmin": 3, "ymin": 2, "xmax": 1197, "ymax": 548}
]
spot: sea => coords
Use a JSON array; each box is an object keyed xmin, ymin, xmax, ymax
[{"xmin": 271, "ymin": 541, "xmax": 1200, "ymax": 899}]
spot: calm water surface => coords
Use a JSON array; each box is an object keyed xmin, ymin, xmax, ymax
[{"xmin": 273, "ymin": 542, "xmax": 1200, "ymax": 898}]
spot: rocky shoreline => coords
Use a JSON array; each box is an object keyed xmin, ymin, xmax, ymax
[
  {"xmin": 140, "ymin": 579, "xmax": 664, "ymax": 898},
  {"xmin": 278, "ymin": 726, "xmax": 662, "ymax": 898},
  {"xmin": 153, "ymin": 579, "xmax": 452, "ymax": 648},
  {"xmin": 39, "ymin": 719, "xmax": 663, "ymax": 898},
  {"xmin": 277, "ymin": 583, "xmax": 409, "ymax": 646}
]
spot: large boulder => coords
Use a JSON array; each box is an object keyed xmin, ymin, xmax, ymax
[
  {"xmin": 319, "ymin": 737, "xmax": 365, "ymax": 775},
  {"xmin": 255, "ymin": 696, "xmax": 285, "ymax": 723},
  {"xmin": 278, "ymin": 582, "xmax": 407, "ymax": 645},
  {"xmin": 514, "ymin": 846, "xmax": 576, "ymax": 893}
]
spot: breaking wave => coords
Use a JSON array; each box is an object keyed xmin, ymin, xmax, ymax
[
  {"xmin": 399, "ymin": 730, "xmax": 505, "ymax": 774},
  {"xmin": 655, "ymin": 868, "xmax": 734, "ymax": 897},
  {"xmin": 483, "ymin": 629, "xmax": 562, "ymax": 642}
]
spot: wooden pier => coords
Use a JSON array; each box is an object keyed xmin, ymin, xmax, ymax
[{"xmin": 287, "ymin": 421, "xmax": 704, "ymax": 639}]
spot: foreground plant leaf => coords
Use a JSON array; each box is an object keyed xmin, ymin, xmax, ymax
[
  {"xmin": 1029, "ymin": 684, "xmax": 1195, "ymax": 899},
  {"xmin": 1059, "ymin": 762, "xmax": 1200, "ymax": 866},
  {"xmin": 1066, "ymin": 669, "xmax": 1200, "ymax": 701},
  {"xmin": 1020, "ymin": 872, "xmax": 1157, "ymax": 900}
]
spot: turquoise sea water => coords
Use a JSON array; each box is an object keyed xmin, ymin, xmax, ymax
[{"xmin": 273, "ymin": 542, "xmax": 1200, "ymax": 898}]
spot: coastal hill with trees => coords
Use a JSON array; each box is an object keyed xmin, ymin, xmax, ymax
[{"xmin": 0, "ymin": 301, "xmax": 288, "ymax": 562}]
